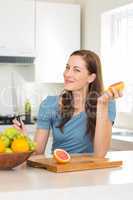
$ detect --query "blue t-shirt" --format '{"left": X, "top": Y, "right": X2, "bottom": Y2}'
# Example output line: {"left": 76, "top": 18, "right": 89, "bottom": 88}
{"left": 37, "top": 96, "right": 116, "bottom": 154}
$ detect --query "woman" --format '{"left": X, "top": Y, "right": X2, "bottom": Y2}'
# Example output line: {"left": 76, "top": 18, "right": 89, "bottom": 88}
{"left": 13, "top": 50, "right": 122, "bottom": 157}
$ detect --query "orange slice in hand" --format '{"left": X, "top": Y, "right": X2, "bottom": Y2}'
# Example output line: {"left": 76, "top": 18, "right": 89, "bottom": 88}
{"left": 53, "top": 149, "right": 71, "bottom": 164}
{"left": 108, "top": 81, "right": 125, "bottom": 92}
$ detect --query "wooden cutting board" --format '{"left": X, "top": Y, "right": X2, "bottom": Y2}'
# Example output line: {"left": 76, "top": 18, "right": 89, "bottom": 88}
{"left": 27, "top": 154, "right": 123, "bottom": 173}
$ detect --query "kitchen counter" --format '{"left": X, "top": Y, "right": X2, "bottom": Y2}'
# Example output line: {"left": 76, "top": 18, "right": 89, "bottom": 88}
{"left": 0, "top": 124, "right": 36, "bottom": 135}
{"left": 112, "top": 134, "right": 133, "bottom": 142}
{"left": 0, "top": 151, "right": 133, "bottom": 199}
{"left": 111, "top": 128, "right": 133, "bottom": 150}
{"left": 112, "top": 128, "right": 133, "bottom": 141}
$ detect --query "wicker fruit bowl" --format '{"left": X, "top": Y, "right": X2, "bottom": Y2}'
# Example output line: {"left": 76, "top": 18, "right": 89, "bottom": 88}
{"left": 0, "top": 127, "right": 36, "bottom": 170}
{"left": 0, "top": 151, "right": 33, "bottom": 170}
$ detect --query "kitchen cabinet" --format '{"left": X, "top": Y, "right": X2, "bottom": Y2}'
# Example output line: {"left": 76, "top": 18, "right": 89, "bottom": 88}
{"left": 111, "top": 139, "right": 133, "bottom": 151}
{"left": 0, "top": 0, "right": 35, "bottom": 57}
{"left": 35, "top": 2, "right": 80, "bottom": 83}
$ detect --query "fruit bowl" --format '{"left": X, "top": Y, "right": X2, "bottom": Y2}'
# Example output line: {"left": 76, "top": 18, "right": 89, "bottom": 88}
{"left": 0, "top": 151, "right": 33, "bottom": 170}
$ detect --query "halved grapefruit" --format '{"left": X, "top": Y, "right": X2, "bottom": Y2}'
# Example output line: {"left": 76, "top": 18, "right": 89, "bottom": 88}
{"left": 53, "top": 149, "right": 71, "bottom": 164}
{"left": 108, "top": 81, "right": 125, "bottom": 92}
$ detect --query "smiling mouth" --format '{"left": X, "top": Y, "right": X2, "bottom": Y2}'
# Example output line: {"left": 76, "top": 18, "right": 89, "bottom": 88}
{"left": 65, "top": 80, "right": 75, "bottom": 84}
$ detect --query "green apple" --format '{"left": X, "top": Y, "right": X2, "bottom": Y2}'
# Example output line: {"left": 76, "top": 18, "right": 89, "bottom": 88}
{"left": 0, "top": 134, "right": 10, "bottom": 147}
{"left": 3, "top": 127, "right": 21, "bottom": 140}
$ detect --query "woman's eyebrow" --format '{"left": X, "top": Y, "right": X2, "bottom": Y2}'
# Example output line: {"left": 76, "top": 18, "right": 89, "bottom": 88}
{"left": 73, "top": 66, "right": 81, "bottom": 69}
{"left": 66, "top": 64, "right": 81, "bottom": 69}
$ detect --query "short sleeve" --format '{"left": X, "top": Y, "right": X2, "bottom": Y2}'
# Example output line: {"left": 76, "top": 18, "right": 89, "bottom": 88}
{"left": 108, "top": 100, "right": 116, "bottom": 123}
{"left": 37, "top": 96, "right": 52, "bottom": 130}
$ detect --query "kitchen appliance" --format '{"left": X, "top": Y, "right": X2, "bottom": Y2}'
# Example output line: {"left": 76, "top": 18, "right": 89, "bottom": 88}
{"left": 0, "top": 115, "right": 15, "bottom": 125}
{"left": 0, "top": 114, "right": 34, "bottom": 125}
{"left": 0, "top": 56, "right": 35, "bottom": 64}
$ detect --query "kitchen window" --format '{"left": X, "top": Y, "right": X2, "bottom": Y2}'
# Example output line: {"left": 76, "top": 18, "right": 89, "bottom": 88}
{"left": 101, "top": 3, "right": 133, "bottom": 118}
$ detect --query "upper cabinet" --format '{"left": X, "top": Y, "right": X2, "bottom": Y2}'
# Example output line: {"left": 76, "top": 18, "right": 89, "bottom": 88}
{"left": 35, "top": 2, "right": 80, "bottom": 83}
{"left": 0, "top": 0, "right": 35, "bottom": 57}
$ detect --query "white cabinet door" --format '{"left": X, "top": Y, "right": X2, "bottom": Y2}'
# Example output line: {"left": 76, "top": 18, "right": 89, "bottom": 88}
{"left": 35, "top": 2, "right": 80, "bottom": 83}
{"left": 0, "top": 0, "right": 35, "bottom": 57}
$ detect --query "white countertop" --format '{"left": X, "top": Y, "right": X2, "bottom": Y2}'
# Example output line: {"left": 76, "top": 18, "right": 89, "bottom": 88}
{"left": 112, "top": 128, "right": 133, "bottom": 142}
{"left": 0, "top": 151, "right": 133, "bottom": 199}
{"left": 112, "top": 135, "right": 133, "bottom": 142}
{"left": 0, "top": 124, "right": 36, "bottom": 135}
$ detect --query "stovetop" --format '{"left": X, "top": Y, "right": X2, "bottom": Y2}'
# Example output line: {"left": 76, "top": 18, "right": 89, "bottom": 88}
{"left": 0, "top": 115, "right": 35, "bottom": 125}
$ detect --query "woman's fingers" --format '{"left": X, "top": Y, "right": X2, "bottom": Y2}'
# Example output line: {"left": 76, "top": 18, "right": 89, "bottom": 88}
{"left": 12, "top": 118, "right": 27, "bottom": 134}
{"left": 106, "top": 90, "right": 113, "bottom": 97}
{"left": 105, "top": 87, "right": 123, "bottom": 99}
{"left": 12, "top": 118, "right": 21, "bottom": 127}
{"left": 98, "top": 88, "right": 123, "bottom": 105}
{"left": 12, "top": 124, "right": 22, "bottom": 131}
{"left": 110, "top": 87, "right": 119, "bottom": 98}
{"left": 97, "top": 93, "right": 109, "bottom": 104}
{"left": 118, "top": 91, "right": 123, "bottom": 97}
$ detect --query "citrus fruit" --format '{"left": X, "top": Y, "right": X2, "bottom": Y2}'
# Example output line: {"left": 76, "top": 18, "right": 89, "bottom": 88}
{"left": 108, "top": 81, "right": 125, "bottom": 92}
{"left": 0, "top": 139, "right": 5, "bottom": 153}
{"left": 11, "top": 138, "right": 29, "bottom": 153}
{"left": 53, "top": 149, "right": 71, "bottom": 164}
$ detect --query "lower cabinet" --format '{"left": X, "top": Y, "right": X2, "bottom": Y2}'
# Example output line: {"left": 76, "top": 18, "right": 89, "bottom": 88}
{"left": 111, "top": 139, "right": 133, "bottom": 151}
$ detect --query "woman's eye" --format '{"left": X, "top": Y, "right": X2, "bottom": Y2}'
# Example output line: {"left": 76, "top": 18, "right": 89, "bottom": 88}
{"left": 65, "top": 66, "right": 70, "bottom": 70}
{"left": 74, "top": 68, "right": 80, "bottom": 72}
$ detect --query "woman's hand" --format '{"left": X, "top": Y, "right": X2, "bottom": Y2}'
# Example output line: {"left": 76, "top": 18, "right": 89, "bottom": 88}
{"left": 98, "top": 87, "right": 123, "bottom": 105}
{"left": 12, "top": 118, "right": 27, "bottom": 135}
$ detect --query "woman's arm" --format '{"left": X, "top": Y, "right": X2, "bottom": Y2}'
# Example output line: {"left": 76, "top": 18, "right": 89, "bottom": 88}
{"left": 93, "top": 88, "right": 122, "bottom": 158}
{"left": 94, "top": 100, "right": 112, "bottom": 158}
{"left": 34, "top": 128, "right": 50, "bottom": 155}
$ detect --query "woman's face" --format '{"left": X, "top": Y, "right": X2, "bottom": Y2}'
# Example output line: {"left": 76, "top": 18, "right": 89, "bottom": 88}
{"left": 63, "top": 55, "right": 93, "bottom": 91}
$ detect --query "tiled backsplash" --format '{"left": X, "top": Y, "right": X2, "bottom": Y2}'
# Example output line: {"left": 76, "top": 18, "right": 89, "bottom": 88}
{"left": 0, "top": 64, "right": 34, "bottom": 115}
{"left": 0, "top": 64, "right": 63, "bottom": 116}
{"left": 21, "top": 82, "right": 64, "bottom": 116}
{"left": 0, "top": 81, "right": 64, "bottom": 116}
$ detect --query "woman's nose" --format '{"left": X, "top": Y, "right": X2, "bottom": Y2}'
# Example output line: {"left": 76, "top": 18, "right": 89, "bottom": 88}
{"left": 64, "top": 69, "right": 73, "bottom": 77}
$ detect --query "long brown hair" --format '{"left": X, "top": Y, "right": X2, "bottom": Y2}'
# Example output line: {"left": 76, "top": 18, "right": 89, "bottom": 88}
{"left": 58, "top": 50, "right": 104, "bottom": 141}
